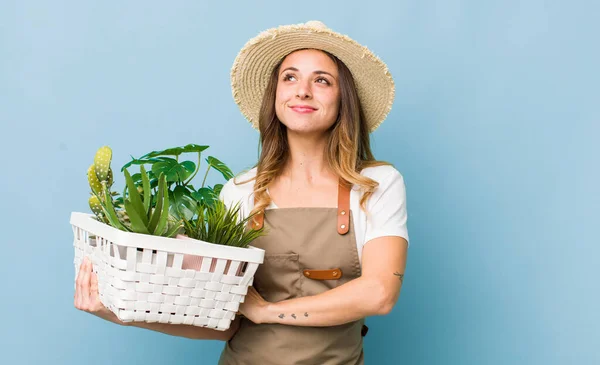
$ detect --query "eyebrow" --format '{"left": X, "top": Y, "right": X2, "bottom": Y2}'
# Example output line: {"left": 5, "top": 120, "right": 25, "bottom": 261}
{"left": 280, "top": 67, "right": 337, "bottom": 79}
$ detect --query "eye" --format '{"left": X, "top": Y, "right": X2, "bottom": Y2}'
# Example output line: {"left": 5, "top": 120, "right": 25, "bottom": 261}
{"left": 282, "top": 73, "right": 296, "bottom": 81}
{"left": 316, "top": 77, "right": 330, "bottom": 85}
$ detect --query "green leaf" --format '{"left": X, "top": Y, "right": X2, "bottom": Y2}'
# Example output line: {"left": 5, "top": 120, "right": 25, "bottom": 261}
{"left": 121, "top": 157, "right": 163, "bottom": 171}
{"left": 180, "top": 160, "right": 196, "bottom": 181}
{"left": 190, "top": 191, "right": 203, "bottom": 203}
{"left": 171, "top": 186, "right": 197, "bottom": 221}
{"left": 140, "top": 165, "right": 151, "bottom": 215}
{"left": 165, "top": 219, "right": 184, "bottom": 238}
{"left": 101, "top": 184, "right": 128, "bottom": 231}
{"left": 147, "top": 175, "right": 164, "bottom": 234}
{"left": 113, "top": 196, "right": 124, "bottom": 207}
{"left": 213, "top": 184, "right": 224, "bottom": 198}
{"left": 206, "top": 156, "right": 234, "bottom": 181}
{"left": 192, "top": 187, "right": 217, "bottom": 206}
{"left": 153, "top": 174, "right": 170, "bottom": 236}
{"left": 123, "top": 169, "right": 149, "bottom": 227}
{"left": 151, "top": 158, "right": 187, "bottom": 183}
{"left": 182, "top": 198, "right": 267, "bottom": 247}
{"left": 142, "top": 144, "right": 209, "bottom": 159}
{"left": 124, "top": 198, "right": 150, "bottom": 234}
{"left": 180, "top": 160, "right": 196, "bottom": 172}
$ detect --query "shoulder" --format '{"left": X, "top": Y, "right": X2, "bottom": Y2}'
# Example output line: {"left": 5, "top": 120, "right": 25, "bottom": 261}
{"left": 219, "top": 166, "right": 257, "bottom": 205}
{"left": 354, "top": 164, "right": 407, "bottom": 209}
{"left": 356, "top": 164, "right": 405, "bottom": 190}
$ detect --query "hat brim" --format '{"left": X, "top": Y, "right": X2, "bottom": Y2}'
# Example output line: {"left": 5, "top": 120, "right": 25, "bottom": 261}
{"left": 231, "top": 22, "right": 395, "bottom": 133}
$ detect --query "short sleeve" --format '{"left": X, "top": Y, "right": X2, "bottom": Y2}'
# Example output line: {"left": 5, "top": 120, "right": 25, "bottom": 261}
{"left": 218, "top": 178, "right": 234, "bottom": 207}
{"left": 364, "top": 169, "right": 409, "bottom": 247}
{"left": 218, "top": 177, "right": 251, "bottom": 221}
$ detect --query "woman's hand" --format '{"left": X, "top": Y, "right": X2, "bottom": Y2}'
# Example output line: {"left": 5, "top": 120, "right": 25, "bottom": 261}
{"left": 238, "top": 286, "right": 271, "bottom": 325}
{"left": 74, "top": 257, "right": 126, "bottom": 326}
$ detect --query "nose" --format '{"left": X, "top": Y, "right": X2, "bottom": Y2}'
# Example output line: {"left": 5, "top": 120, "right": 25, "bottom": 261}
{"left": 295, "top": 80, "right": 312, "bottom": 100}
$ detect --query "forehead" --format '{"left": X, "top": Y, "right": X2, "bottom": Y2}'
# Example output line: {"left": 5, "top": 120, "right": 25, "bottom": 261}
{"left": 279, "top": 49, "right": 338, "bottom": 74}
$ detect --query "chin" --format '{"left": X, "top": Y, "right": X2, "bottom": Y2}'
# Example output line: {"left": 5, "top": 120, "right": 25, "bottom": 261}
{"left": 287, "top": 124, "right": 330, "bottom": 135}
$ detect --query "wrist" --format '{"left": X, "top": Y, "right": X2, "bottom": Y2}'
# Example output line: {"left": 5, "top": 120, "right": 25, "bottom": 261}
{"left": 96, "top": 307, "right": 127, "bottom": 326}
{"left": 262, "top": 302, "right": 278, "bottom": 324}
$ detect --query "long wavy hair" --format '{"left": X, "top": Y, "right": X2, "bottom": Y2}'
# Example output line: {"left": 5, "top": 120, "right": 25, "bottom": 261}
{"left": 234, "top": 49, "right": 392, "bottom": 219}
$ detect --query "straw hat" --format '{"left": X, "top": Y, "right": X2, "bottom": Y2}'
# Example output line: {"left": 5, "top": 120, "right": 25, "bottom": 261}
{"left": 230, "top": 20, "right": 395, "bottom": 133}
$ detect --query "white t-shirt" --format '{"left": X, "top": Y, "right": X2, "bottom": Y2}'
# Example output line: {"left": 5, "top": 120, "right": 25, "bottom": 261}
{"left": 219, "top": 165, "right": 409, "bottom": 265}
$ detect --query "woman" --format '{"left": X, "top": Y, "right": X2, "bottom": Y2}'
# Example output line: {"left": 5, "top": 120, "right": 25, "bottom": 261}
{"left": 74, "top": 20, "right": 409, "bottom": 364}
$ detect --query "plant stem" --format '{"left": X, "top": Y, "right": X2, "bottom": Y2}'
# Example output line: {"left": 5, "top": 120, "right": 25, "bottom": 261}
{"left": 201, "top": 165, "right": 211, "bottom": 189}
{"left": 184, "top": 152, "right": 202, "bottom": 186}
{"left": 122, "top": 184, "right": 127, "bottom": 203}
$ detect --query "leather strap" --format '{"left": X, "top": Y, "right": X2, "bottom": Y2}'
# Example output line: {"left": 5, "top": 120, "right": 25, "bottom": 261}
{"left": 303, "top": 268, "right": 343, "bottom": 280}
{"left": 337, "top": 180, "right": 350, "bottom": 235}
{"left": 249, "top": 210, "right": 264, "bottom": 230}
{"left": 248, "top": 178, "right": 351, "bottom": 235}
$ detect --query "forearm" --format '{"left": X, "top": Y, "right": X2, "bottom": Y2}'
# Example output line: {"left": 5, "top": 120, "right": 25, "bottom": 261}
{"left": 126, "top": 320, "right": 234, "bottom": 341}
{"left": 95, "top": 308, "right": 237, "bottom": 341}
{"left": 264, "top": 277, "right": 391, "bottom": 327}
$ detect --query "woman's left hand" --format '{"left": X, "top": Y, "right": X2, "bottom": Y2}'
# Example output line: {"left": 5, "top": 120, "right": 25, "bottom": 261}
{"left": 238, "top": 286, "right": 271, "bottom": 324}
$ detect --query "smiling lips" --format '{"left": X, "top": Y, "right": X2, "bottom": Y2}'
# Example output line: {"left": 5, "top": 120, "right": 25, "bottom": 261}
{"left": 290, "top": 105, "right": 317, "bottom": 113}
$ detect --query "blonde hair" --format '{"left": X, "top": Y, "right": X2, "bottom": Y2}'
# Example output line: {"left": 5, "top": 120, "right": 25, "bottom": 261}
{"left": 234, "top": 49, "right": 393, "bottom": 218}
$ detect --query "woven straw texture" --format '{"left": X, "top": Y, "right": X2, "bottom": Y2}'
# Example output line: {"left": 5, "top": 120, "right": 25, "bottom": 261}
{"left": 231, "top": 20, "right": 395, "bottom": 133}
{"left": 71, "top": 212, "right": 264, "bottom": 331}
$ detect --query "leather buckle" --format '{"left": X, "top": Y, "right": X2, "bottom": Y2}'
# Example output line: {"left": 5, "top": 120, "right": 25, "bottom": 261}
{"left": 303, "top": 268, "right": 343, "bottom": 280}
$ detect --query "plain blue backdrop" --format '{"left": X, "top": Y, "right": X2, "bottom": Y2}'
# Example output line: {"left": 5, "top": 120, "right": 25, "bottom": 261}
{"left": 1, "top": 1, "right": 597, "bottom": 364}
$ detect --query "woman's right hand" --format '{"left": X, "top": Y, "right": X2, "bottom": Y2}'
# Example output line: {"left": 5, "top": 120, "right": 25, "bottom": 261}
{"left": 74, "top": 256, "right": 126, "bottom": 326}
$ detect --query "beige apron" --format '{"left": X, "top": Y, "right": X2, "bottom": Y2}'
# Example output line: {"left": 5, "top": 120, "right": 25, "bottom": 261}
{"left": 219, "top": 180, "right": 368, "bottom": 365}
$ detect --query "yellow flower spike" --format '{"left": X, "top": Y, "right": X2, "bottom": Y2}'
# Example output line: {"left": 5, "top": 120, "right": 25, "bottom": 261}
{"left": 87, "top": 164, "right": 103, "bottom": 196}
{"left": 94, "top": 146, "right": 112, "bottom": 182}
{"left": 88, "top": 195, "right": 104, "bottom": 217}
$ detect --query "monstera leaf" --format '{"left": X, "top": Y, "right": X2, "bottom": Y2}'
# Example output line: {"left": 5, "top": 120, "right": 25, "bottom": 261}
{"left": 170, "top": 185, "right": 198, "bottom": 221}
{"left": 206, "top": 156, "right": 234, "bottom": 181}
{"left": 142, "top": 144, "right": 209, "bottom": 158}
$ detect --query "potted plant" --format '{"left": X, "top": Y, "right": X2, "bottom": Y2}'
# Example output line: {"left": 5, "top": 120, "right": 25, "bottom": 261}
{"left": 71, "top": 144, "right": 266, "bottom": 331}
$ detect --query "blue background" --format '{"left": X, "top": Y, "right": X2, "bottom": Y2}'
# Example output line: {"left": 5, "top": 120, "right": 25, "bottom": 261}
{"left": 1, "top": 1, "right": 597, "bottom": 364}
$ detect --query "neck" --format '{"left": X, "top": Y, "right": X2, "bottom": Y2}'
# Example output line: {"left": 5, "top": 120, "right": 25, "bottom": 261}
{"left": 279, "top": 129, "right": 336, "bottom": 186}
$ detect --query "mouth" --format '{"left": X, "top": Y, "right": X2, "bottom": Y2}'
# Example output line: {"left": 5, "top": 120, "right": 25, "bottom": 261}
{"left": 290, "top": 105, "right": 317, "bottom": 113}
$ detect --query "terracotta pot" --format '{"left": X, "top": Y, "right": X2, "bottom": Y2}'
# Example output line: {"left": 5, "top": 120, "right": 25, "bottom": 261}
{"left": 177, "top": 234, "right": 245, "bottom": 276}
{"left": 178, "top": 234, "right": 215, "bottom": 272}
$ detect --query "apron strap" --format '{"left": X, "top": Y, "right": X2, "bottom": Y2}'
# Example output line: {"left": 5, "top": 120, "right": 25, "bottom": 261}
{"left": 248, "top": 178, "right": 351, "bottom": 234}
{"left": 337, "top": 179, "right": 351, "bottom": 235}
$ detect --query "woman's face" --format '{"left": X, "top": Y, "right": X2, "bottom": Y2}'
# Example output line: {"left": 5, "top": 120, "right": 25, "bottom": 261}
{"left": 275, "top": 49, "right": 341, "bottom": 134}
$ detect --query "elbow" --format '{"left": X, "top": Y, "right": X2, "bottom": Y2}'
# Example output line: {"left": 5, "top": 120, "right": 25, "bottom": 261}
{"left": 370, "top": 283, "right": 397, "bottom": 315}
{"left": 374, "top": 296, "right": 395, "bottom": 316}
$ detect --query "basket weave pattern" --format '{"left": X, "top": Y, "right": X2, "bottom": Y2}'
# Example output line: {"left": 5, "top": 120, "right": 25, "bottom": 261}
{"left": 71, "top": 212, "right": 264, "bottom": 331}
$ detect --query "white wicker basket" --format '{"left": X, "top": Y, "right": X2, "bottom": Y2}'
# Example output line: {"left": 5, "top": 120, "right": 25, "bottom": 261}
{"left": 70, "top": 212, "right": 264, "bottom": 331}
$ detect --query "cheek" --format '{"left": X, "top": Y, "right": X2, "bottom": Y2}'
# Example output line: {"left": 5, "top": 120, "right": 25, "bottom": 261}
{"left": 323, "top": 93, "right": 341, "bottom": 117}
{"left": 275, "top": 87, "right": 291, "bottom": 108}
{"left": 274, "top": 90, "right": 288, "bottom": 121}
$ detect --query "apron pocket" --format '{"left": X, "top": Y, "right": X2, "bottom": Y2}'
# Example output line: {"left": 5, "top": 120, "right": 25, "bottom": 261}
{"left": 254, "top": 253, "right": 302, "bottom": 303}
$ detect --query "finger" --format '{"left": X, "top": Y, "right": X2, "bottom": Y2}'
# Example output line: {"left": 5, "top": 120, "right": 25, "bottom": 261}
{"left": 90, "top": 271, "right": 99, "bottom": 296}
{"left": 75, "top": 257, "right": 85, "bottom": 291}
{"left": 90, "top": 272, "right": 99, "bottom": 302}
{"left": 74, "top": 258, "right": 86, "bottom": 309}
{"left": 81, "top": 259, "right": 91, "bottom": 309}
{"left": 89, "top": 271, "right": 101, "bottom": 311}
